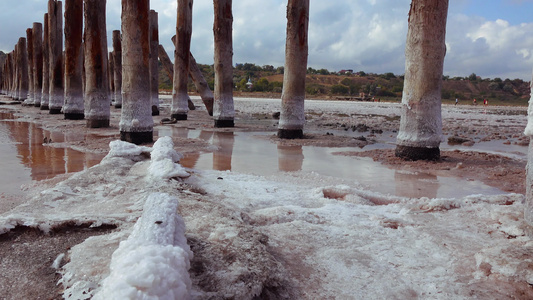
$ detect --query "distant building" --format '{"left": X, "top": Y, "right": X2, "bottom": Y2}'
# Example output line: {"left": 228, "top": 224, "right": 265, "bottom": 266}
{"left": 246, "top": 78, "right": 253, "bottom": 89}
{"left": 338, "top": 69, "right": 354, "bottom": 75}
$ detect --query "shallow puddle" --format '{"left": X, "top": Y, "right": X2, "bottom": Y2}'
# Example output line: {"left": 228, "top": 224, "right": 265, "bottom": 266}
{"left": 158, "top": 128, "right": 507, "bottom": 199}
{"left": 0, "top": 109, "right": 515, "bottom": 200}
{"left": 0, "top": 112, "right": 103, "bottom": 196}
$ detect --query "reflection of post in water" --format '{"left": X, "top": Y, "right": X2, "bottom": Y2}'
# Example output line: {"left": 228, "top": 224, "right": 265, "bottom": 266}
{"left": 30, "top": 122, "right": 45, "bottom": 170}
{"left": 48, "top": 130, "right": 66, "bottom": 179}
{"left": 212, "top": 131, "right": 234, "bottom": 171}
{"left": 277, "top": 144, "right": 304, "bottom": 172}
{"left": 12, "top": 119, "right": 30, "bottom": 165}
{"left": 179, "top": 130, "right": 214, "bottom": 169}
{"left": 394, "top": 170, "right": 438, "bottom": 199}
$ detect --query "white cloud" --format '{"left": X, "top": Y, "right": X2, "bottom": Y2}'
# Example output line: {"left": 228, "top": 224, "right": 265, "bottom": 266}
{"left": 2, "top": 0, "right": 533, "bottom": 80}
{"left": 445, "top": 14, "right": 533, "bottom": 79}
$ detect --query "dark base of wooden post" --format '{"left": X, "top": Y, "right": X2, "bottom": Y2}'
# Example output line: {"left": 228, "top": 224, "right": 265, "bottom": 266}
{"left": 40, "top": 105, "right": 49, "bottom": 110}
{"left": 86, "top": 119, "right": 110, "bottom": 128}
{"left": 152, "top": 106, "right": 160, "bottom": 116}
{"left": 277, "top": 129, "right": 303, "bottom": 139}
{"left": 120, "top": 131, "right": 153, "bottom": 145}
{"left": 114, "top": 104, "right": 122, "bottom": 109}
{"left": 188, "top": 99, "right": 196, "bottom": 110}
{"left": 64, "top": 113, "right": 85, "bottom": 120}
{"left": 214, "top": 119, "right": 234, "bottom": 128}
{"left": 34, "top": 103, "right": 41, "bottom": 108}
{"left": 171, "top": 113, "right": 187, "bottom": 121}
{"left": 49, "top": 108, "right": 62, "bottom": 114}
{"left": 395, "top": 145, "right": 440, "bottom": 161}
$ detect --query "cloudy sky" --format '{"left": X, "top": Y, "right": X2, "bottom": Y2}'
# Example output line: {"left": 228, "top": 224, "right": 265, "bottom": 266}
{"left": 1, "top": 0, "right": 533, "bottom": 80}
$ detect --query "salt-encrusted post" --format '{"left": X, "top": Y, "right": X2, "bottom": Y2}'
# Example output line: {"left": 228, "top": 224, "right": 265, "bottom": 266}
{"left": 395, "top": 0, "right": 448, "bottom": 161}
{"left": 277, "top": 0, "right": 309, "bottom": 139}
{"left": 84, "top": 0, "right": 110, "bottom": 127}
{"left": 41, "top": 13, "right": 50, "bottom": 110}
{"left": 63, "top": 0, "right": 84, "bottom": 120}
{"left": 7, "top": 52, "right": 14, "bottom": 98}
{"left": 26, "top": 28, "right": 34, "bottom": 105}
{"left": 108, "top": 51, "right": 115, "bottom": 104}
{"left": 48, "top": 0, "right": 64, "bottom": 114}
{"left": 213, "top": 0, "right": 234, "bottom": 127}
{"left": 14, "top": 45, "right": 20, "bottom": 100}
{"left": 112, "top": 30, "right": 122, "bottom": 109}
{"left": 524, "top": 68, "right": 533, "bottom": 225}
{"left": 171, "top": 0, "right": 193, "bottom": 120}
{"left": 120, "top": 0, "right": 153, "bottom": 144}
{"left": 17, "top": 38, "right": 29, "bottom": 101}
{"left": 8, "top": 52, "right": 15, "bottom": 98}
{"left": 10, "top": 50, "right": 17, "bottom": 99}
{"left": 32, "top": 22, "right": 43, "bottom": 107}
{"left": 149, "top": 10, "right": 160, "bottom": 116}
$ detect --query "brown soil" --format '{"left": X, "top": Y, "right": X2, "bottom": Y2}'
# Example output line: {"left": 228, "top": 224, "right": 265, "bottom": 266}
{"left": 0, "top": 225, "right": 115, "bottom": 300}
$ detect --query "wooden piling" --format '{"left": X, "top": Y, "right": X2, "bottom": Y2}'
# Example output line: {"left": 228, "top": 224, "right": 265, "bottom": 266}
{"left": 63, "top": 0, "right": 84, "bottom": 120}
{"left": 84, "top": 0, "right": 110, "bottom": 127}
{"left": 119, "top": 0, "right": 153, "bottom": 144}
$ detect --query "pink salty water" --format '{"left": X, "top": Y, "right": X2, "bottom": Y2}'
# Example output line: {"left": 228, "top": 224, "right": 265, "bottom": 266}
{"left": 0, "top": 111, "right": 510, "bottom": 200}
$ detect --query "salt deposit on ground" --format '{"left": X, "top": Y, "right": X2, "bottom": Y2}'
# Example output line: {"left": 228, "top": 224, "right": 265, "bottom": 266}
{"left": 0, "top": 97, "right": 532, "bottom": 299}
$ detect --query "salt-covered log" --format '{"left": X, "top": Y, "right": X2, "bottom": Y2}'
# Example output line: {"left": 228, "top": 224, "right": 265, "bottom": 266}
{"left": 48, "top": 0, "right": 64, "bottom": 114}
{"left": 213, "top": 0, "right": 234, "bottom": 127}
{"left": 84, "top": 0, "right": 110, "bottom": 127}
{"left": 171, "top": 0, "right": 193, "bottom": 120}
{"left": 278, "top": 0, "right": 309, "bottom": 139}
{"left": 395, "top": 0, "right": 448, "bottom": 161}
{"left": 41, "top": 13, "right": 50, "bottom": 110}
{"left": 119, "top": 0, "right": 153, "bottom": 144}
{"left": 63, "top": 0, "right": 84, "bottom": 120}
{"left": 32, "top": 22, "right": 43, "bottom": 107}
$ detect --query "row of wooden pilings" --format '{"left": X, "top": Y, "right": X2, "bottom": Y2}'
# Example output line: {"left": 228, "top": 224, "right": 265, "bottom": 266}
{"left": 0, "top": 0, "right": 311, "bottom": 144}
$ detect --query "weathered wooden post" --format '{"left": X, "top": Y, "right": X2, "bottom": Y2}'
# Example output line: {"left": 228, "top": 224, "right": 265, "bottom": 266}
{"left": 48, "top": 0, "right": 64, "bottom": 114}
{"left": 395, "top": 0, "right": 448, "bottom": 161}
{"left": 26, "top": 28, "right": 34, "bottom": 105}
{"left": 213, "top": 0, "right": 234, "bottom": 127}
{"left": 119, "top": 0, "right": 153, "bottom": 144}
{"left": 189, "top": 52, "right": 214, "bottom": 116}
{"left": 17, "top": 38, "right": 29, "bottom": 101}
{"left": 41, "top": 13, "right": 50, "bottom": 110}
{"left": 171, "top": 0, "right": 193, "bottom": 120}
{"left": 278, "top": 0, "right": 309, "bottom": 139}
{"left": 108, "top": 51, "right": 114, "bottom": 104}
{"left": 7, "top": 52, "right": 14, "bottom": 98}
{"left": 32, "top": 22, "right": 43, "bottom": 107}
{"left": 5, "top": 52, "right": 12, "bottom": 97}
{"left": 12, "top": 46, "right": 18, "bottom": 99}
{"left": 149, "top": 10, "right": 160, "bottom": 116}
{"left": 63, "top": 0, "right": 84, "bottom": 120}
{"left": 84, "top": 0, "right": 110, "bottom": 127}
{"left": 525, "top": 68, "right": 533, "bottom": 226}
{"left": 112, "top": 30, "right": 122, "bottom": 109}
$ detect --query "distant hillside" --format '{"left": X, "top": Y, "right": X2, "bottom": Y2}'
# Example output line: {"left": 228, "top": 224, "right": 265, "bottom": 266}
{"left": 162, "top": 63, "right": 530, "bottom": 105}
